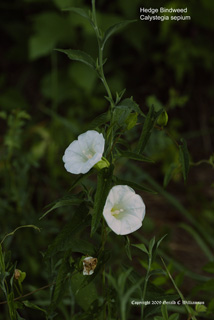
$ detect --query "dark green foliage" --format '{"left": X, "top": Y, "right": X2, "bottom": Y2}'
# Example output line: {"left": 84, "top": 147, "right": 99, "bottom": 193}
{"left": 87, "top": 111, "right": 110, "bottom": 129}
{"left": 91, "top": 165, "right": 114, "bottom": 235}
{"left": 117, "top": 151, "right": 154, "bottom": 163}
{"left": 137, "top": 106, "right": 163, "bottom": 154}
{"left": 45, "top": 204, "right": 91, "bottom": 258}
{"left": 179, "top": 138, "right": 190, "bottom": 182}
{"left": 114, "top": 177, "right": 157, "bottom": 194}
{"left": 48, "top": 250, "right": 71, "bottom": 315}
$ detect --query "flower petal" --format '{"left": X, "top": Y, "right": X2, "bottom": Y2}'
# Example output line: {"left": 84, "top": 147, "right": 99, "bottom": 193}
{"left": 103, "top": 185, "right": 146, "bottom": 235}
{"left": 63, "top": 130, "right": 105, "bottom": 174}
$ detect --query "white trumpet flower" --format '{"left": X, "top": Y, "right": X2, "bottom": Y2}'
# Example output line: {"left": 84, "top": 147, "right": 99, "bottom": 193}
{"left": 103, "top": 185, "right": 145, "bottom": 235}
{"left": 63, "top": 130, "right": 105, "bottom": 174}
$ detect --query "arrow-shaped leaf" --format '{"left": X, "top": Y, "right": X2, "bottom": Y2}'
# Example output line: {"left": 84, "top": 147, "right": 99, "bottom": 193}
{"left": 55, "top": 49, "right": 96, "bottom": 70}
{"left": 62, "top": 7, "right": 93, "bottom": 25}
{"left": 102, "top": 20, "right": 137, "bottom": 49}
{"left": 118, "top": 151, "right": 154, "bottom": 163}
{"left": 91, "top": 165, "right": 114, "bottom": 236}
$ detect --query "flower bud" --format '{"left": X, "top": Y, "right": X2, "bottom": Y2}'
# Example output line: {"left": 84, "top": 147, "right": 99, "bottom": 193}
{"left": 157, "top": 110, "right": 168, "bottom": 127}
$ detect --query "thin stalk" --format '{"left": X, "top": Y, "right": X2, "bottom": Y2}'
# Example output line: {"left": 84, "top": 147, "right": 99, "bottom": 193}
{"left": 161, "top": 257, "right": 198, "bottom": 320}
{"left": 91, "top": 0, "right": 113, "bottom": 107}
{"left": 101, "top": 218, "right": 107, "bottom": 320}
{"left": 141, "top": 255, "right": 152, "bottom": 319}
{"left": 91, "top": 0, "right": 115, "bottom": 157}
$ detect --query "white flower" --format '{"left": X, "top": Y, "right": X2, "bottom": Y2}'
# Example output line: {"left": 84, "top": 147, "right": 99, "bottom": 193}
{"left": 103, "top": 185, "right": 145, "bottom": 235}
{"left": 83, "top": 257, "right": 97, "bottom": 275}
{"left": 63, "top": 130, "right": 105, "bottom": 174}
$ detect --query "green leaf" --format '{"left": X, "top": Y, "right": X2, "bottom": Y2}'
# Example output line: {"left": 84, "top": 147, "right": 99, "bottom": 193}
{"left": 49, "top": 250, "right": 71, "bottom": 313}
{"left": 132, "top": 243, "right": 149, "bottom": 255}
{"left": 118, "top": 98, "right": 143, "bottom": 115}
{"left": 136, "top": 105, "right": 163, "bottom": 154}
{"left": 180, "top": 223, "right": 214, "bottom": 260}
{"left": 91, "top": 165, "right": 114, "bottom": 236}
{"left": 8, "top": 292, "right": 17, "bottom": 320}
{"left": 126, "top": 112, "right": 138, "bottom": 130}
{"left": 118, "top": 151, "right": 154, "bottom": 163}
{"left": 199, "top": 279, "right": 214, "bottom": 291}
{"left": 148, "top": 269, "right": 166, "bottom": 278}
{"left": 144, "top": 282, "right": 179, "bottom": 319}
{"left": 114, "top": 177, "right": 157, "bottom": 194}
{"left": 18, "top": 271, "right": 26, "bottom": 284}
{"left": 160, "top": 257, "right": 193, "bottom": 317}
{"left": 161, "top": 303, "right": 168, "bottom": 320}
{"left": 40, "top": 196, "right": 83, "bottom": 219}
{"left": 70, "top": 272, "right": 98, "bottom": 311}
{"left": 115, "top": 89, "right": 126, "bottom": 104}
{"left": 163, "top": 163, "right": 178, "bottom": 188}
{"left": 55, "top": 49, "right": 96, "bottom": 70}
{"left": 112, "top": 98, "right": 143, "bottom": 132}
{"left": 113, "top": 106, "right": 131, "bottom": 127}
{"left": 45, "top": 204, "right": 91, "bottom": 258}
{"left": 168, "top": 314, "right": 179, "bottom": 320}
{"left": 156, "top": 235, "right": 167, "bottom": 251}
{"left": 149, "top": 236, "right": 156, "bottom": 255}
{"left": 102, "top": 20, "right": 137, "bottom": 49}
{"left": 179, "top": 138, "right": 190, "bottom": 182}
{"left": 124, "top": 236, "right": 132, "bottom": 261}
{"left": 62, "top": 7, "right": 93, "bottom": 25}
{"left": 151, "top": 234, "right": 168, "bottom": 262}
{"left": 203, "top": 261, "right": 214, "bottom": 273}
{"left": 22, "top": 301, "right": 47, "bottom": 315}
{"left": 0, "top": 244, "right": 5, "bottom": 273}
{"left": 122, "top": 276, "right": 144, "bottom": 319}
{"left": 88, "top": 111, "right": 110, "bottom": 129}
{"left": 16, "top": 313, "right": 26, "bottom": 320}
{"left": 117, "top": 268, "right": 133, "bottom": 296}
{"left": 195, "top": 304, "right": 207, "bottom": 313}
{"left": 69, "top": 170, "right": 94, "bottom": 192}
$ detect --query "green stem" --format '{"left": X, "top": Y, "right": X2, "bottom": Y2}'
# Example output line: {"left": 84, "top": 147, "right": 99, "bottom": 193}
{"left": 141, "top": 255, "right": 152, "bottom": 319}
{"left": 190, "top": 159, "right": 213, "bottom": 167}
{"left": 161, "top": 257, "right": 197, "bottom": 320}
{"left": 101, "top": 218, "right": 107, "bottom": 319}
{"left": 91, "top": 0, "right": 113, "bottom": 108}
{"left": 91, "top": 0, "right": 115, "bottom": 155}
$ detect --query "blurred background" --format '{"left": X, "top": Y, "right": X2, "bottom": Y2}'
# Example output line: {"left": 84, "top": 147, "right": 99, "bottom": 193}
{"left": 0, "top": 0, "right": 214, "bottom": 318}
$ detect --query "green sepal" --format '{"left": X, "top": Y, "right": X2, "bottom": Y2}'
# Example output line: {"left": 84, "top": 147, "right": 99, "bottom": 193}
{"left": 94, "top": 157, "right": 110, "bottom": 170}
